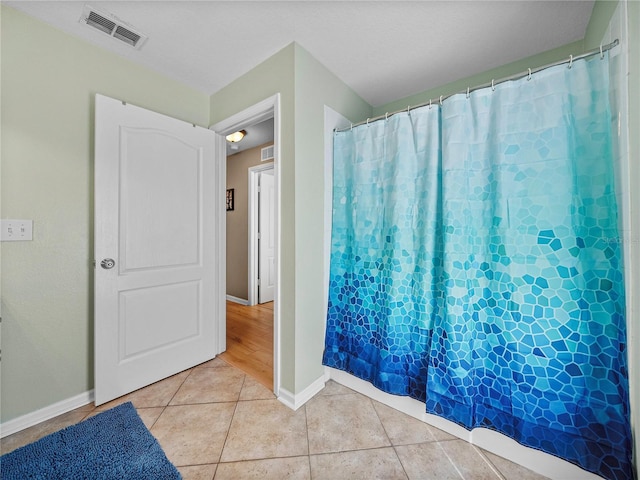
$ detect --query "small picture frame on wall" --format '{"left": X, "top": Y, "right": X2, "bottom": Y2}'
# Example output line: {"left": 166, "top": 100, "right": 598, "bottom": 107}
{"left": 226, "top": 188, "right": 234, "bottom": 211}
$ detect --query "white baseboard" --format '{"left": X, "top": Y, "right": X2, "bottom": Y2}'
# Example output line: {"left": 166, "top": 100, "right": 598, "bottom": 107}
{"left": 326, "top": 367, "right": 599, "bottom": 480}
{"left": 278, "top": 373, "right": 328, "bottom": 411}
{"left": 1, "top": 390, "right": 95, "bottom": 438}
{"left": 226, "top": 295, "right": 248, "bottom": 305}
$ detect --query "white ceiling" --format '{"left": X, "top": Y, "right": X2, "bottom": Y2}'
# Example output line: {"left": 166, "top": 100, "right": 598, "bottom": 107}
{"left": 227, "top": 117, "right": 274, "bottom": 156}
{"left": 5, "top": 1, "right": 595, "bottom": 108}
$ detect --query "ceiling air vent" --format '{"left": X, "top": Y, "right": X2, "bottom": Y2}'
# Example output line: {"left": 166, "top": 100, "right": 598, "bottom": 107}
{"left": 261, "top": 145, "right": 275, "bottom": 162}
{"left": 80, "top": 6, "right": 147, "bottom": 49}
{"left": 113, "top": 25, "right": 142, "bottom": 47}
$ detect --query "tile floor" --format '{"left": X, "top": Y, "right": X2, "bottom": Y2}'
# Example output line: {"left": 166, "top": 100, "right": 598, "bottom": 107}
{"left": 1, "top": 358, "right": 549, "bottom": 480}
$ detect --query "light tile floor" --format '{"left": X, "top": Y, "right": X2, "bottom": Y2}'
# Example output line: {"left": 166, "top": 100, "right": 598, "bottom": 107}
{"left": 1, "top": 358, "right": 549, "bottom": 480}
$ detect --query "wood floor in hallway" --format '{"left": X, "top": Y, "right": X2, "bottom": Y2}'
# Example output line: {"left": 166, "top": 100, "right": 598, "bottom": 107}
{"left": 218, "top": 300, "right": 273, "bottom": 389}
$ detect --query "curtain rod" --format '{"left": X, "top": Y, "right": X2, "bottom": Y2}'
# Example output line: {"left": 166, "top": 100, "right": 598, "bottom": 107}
{"left": 336, "top": 39, "right": 619, "bottom": 133}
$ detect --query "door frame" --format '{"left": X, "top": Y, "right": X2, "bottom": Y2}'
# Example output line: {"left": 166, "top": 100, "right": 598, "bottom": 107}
{"left": 210, "top": 94, "right": 281, "bottom": 395}
{"left": 248, "top": 163, "right": 274, "bottom": 306}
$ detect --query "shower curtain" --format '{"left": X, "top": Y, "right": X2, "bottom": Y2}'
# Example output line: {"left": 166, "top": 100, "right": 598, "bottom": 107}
{"left": 323, "top": 53, "right": 632, "bottom": 480}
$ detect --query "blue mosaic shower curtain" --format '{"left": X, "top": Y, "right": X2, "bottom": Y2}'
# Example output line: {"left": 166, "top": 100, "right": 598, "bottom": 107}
{"left": 325, "top": 104, "right": 442, "bottom": 399}
{"left": 323, "top": 53, "right": 632, "bottom": 480}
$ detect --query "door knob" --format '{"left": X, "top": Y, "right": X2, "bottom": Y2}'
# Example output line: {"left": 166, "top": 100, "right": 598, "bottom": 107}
{"left": 100, "top": 258, "right": 116, "bottom": 269}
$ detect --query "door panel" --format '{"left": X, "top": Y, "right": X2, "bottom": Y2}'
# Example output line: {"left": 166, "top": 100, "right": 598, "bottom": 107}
{"left": 94, "top": 94, "right": 219, "bottom": 405}
{"left": 121, "top": 128, "right": 201, "bottom": 271}
{"left": 119, "top": 281, "right": 200, "bottom": 361}
{"left": 258, "top": 170, "right": 275, "bottom": 303}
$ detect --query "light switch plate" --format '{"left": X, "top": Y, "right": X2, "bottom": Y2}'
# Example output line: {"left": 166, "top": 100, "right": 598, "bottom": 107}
{"left": 1, "top": 219, "right": 33, "bottom": 241}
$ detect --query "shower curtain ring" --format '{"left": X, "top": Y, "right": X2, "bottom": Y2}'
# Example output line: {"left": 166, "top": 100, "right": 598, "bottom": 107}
{"left": 568, "top": 55, "right": 573, "bottom": 69}
{"left": 385, "top": 112, "right": 389, "bottom": 121}
{"left": 466, "top": 87, "right": 470, "bottom": 99}
{"left": 491, "top": 79, "right": 495, "bottom": 91}
{"left": 350, "top": 123, "right": 353, "bottom": 131}
{"left": 429, "top": 99, "right": 432, "bottom": 109}
{"left": 527, "top": 68, "right": 532, "bottom": 81}
{"left": 600, "top": 44, "right": 604, "bottom": 59}
{"left": 366, "top": 118, "right": 370, "bottom": 126}
{"left": 439, "top": 95, "right": 443, "bottom": 106}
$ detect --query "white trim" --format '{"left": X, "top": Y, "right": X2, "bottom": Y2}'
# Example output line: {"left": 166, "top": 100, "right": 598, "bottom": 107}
{"left": 210, "top": 97, "right": 276, "bottom": 137}
{"left": 326, "top": 367, "right": 600, "bottom": 480}
{"left": 0, "top": 390, "right": 94, "bottom": 438}
{"left": 604, "top": 2, "right": 638, "bottom": 472}
{"left": 248, "top": 162, "right": 274, "bottom": 306}
{"left": 277, "top": 374, "right": 327, "bottom": 411}
{"left": 276, "top": 388, "right": 296, "bottom": 409}
{"left": 215, "top": 131, "right": 228, "bottom": 356}
{"left": 210, "top": 93, "right": 281, "bottom": 397}
{"left": 226, "top": 294, "right": 248, "bottom": 305}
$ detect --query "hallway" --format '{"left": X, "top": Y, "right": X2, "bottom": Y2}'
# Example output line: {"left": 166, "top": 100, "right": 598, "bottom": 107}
{"left": 218, "top": 300, "right": 274, "bottom": 388}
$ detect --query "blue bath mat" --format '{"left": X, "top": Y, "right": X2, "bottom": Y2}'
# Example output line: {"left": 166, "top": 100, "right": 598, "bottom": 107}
{"left": 0, "top": 401, "right": 181, "bottom": 479}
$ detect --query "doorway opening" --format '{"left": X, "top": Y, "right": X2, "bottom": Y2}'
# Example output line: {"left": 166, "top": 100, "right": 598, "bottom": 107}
{"left": 248, "top": 163, "right": 275, "bottom": 305}
{"left": 210, "top": 94, "right": 281, "bottom": 395}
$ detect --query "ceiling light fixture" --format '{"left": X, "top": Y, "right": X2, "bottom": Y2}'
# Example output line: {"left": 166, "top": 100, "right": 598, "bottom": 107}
{"left": 226, "top": 130, "right": 246, "bottom": 143}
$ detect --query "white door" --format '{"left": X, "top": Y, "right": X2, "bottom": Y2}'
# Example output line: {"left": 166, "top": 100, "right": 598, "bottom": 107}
{"left": 258, "top": 170, "right": 275, "bottom": 303}
{"left": 94, "top": 94, "right": 219, "bottom": 405}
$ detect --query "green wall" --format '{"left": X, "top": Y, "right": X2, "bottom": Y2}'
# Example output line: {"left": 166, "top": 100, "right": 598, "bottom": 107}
{"left": 291, "top": 45, "right": 371, "bottom": 391}
{"left": 209, "top": 43, "right": 370, "bottom": 394}
{"left": 584, "top": 0, "right": 620, "bottom": 49}
{"left": 0, "top": 5, "right": 209, "bottom": 422}
{"left": 373, "top": 40, "right": 584, "bottom": 117}
{"left": 209, "top": 44, "right": 298, "bottom": 390}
